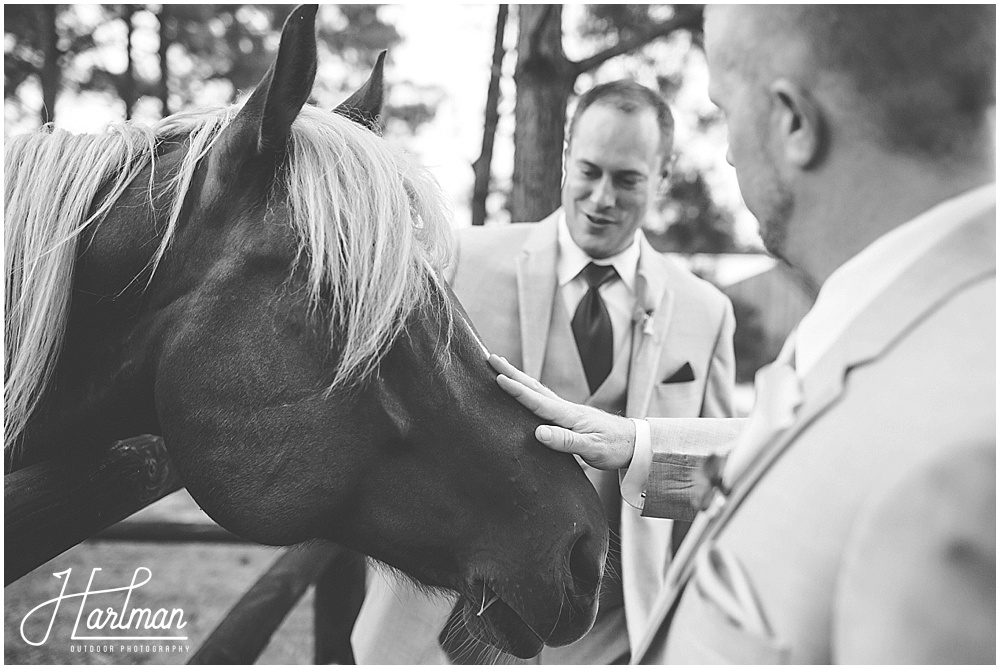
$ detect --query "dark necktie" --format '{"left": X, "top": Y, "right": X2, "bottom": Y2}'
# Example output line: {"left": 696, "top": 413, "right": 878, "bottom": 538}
{"left": 572, "top": 262, "right": 618, "bottom": 394}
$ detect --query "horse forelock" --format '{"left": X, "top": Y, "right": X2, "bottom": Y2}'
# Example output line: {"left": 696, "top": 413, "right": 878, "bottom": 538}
{"left": 283, "top": 106, "right": 456, "bottom": 390}
{"left": 4, "top": 102, "right": 455, "bottom": 452}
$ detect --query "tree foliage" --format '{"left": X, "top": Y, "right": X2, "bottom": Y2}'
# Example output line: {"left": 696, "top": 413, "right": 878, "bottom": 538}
{"left": 648, "top": 168, "right": 737, "bottom": 254}
{"left": 5, "top": 5, "right": 100, "bottom": 123}
{"left": 4, "top": 4, "right": 434, "bottom": 133}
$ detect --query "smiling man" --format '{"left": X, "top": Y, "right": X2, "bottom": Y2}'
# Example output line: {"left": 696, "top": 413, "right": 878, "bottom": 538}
{"left": 351, "top": 81, "right": 736, "bottom": 664}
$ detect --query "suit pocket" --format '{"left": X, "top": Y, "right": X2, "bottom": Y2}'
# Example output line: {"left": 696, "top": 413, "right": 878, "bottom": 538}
{"left": 652, "top": 380, "right": 702, "bottom": 417}
{"left": 667, "top": 543, "right": 789, "bottom": 664}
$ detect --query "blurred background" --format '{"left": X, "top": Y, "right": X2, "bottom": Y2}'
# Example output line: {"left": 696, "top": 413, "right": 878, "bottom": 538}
{"left": 4, "top": 4, "right": 815, "bottom": 386}
{"left": 4, "top": 7, "right": 816, "bottom": 663}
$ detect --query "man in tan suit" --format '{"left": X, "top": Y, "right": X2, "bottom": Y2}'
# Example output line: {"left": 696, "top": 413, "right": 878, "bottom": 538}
{"left": 493, "top": 5, "right": 995, "bottom": 664}
{"left": 352, "top": 81, "right": 736, "bottom": 663}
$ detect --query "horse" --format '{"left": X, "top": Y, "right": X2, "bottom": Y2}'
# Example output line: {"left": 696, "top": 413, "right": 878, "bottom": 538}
{"left": 3, "top": 5, "right": 608, "bottom": 658}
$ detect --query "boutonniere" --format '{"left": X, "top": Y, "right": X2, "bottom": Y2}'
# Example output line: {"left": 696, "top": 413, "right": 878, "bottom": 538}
{"left": 632, "top": 305, "right": 655, "bottom": 336}
{"left": 641, "top": 309, "right": 655, "bottom": 336}
{"left": 633, "top": 274, "right": 656, "bottom": 337}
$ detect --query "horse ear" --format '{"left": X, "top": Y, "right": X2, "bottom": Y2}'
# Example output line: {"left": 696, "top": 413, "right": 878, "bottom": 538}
{"left": 238, "top": 4, "right": 319, "bottom": 154}
{"left": 334, "top": 50, "right": 386, "bottom": 132}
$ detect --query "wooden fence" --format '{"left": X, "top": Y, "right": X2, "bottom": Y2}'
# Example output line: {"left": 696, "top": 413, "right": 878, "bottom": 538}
{"left": 4, "top": 435, "right": 364, "bottom": 664}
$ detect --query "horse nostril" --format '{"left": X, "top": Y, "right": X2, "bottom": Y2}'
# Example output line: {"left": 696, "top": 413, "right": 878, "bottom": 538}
{"left": 568, "top": 531, "right": 603, "bottom": 596}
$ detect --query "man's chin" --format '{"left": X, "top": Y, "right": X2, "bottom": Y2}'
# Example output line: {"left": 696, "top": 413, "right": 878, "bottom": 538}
{"left": 569, "top": 222, "right": 631, "bottom": 260}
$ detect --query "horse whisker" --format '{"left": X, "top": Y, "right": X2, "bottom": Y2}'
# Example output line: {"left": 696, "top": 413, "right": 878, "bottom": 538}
{"left": 477, "top": 583, "right": 500, "bottom": 616}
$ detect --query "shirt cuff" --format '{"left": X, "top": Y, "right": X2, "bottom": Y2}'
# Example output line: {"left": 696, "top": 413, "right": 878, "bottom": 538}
{"left": 621, "top": 418, "right": 652, "bottom": 510}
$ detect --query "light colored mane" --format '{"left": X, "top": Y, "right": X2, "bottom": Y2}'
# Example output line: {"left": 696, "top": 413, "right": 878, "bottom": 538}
{"left": 4, "top": 102, "right": 454, "bottom": 453}
{"left": 283, "top": 105, "right": 455, "bottom": 389}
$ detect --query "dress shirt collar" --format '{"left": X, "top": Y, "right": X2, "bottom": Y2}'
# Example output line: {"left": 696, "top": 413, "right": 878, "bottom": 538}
{"left": 795, "top": 182, "right": 996, "bottom": 375}
{"left": 555, "top": 209, "right": 641, "bottom": 292}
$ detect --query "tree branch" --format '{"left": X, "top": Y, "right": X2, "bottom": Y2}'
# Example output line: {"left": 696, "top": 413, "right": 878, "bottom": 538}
{"left": 570, "top": 6, "right": 704, "bottom": 77}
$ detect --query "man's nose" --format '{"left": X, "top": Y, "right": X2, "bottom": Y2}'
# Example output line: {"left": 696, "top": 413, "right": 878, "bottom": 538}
{"left": 589, "top": 176, "right": 615, "bottom": 208}
{"left": 726, "top": 145, "right": 735, "bottom": 167}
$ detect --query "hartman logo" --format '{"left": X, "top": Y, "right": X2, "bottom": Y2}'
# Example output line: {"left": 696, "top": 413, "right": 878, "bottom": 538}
{"left": 20, "top": 567, "right": 188, "bottom": 646}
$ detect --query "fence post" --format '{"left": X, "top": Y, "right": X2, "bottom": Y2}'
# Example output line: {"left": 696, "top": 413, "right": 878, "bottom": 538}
{"left": 188, "top": 543, "right": 342, "bottom": 664}
{"left": 313, "top": 548, "right": 366, "bottom": 664}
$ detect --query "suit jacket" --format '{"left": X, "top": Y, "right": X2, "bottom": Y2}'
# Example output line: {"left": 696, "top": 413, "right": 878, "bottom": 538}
{"left": 351, "top": 210, "right": 736, "bottom": 663}
{"left": 631, "top": 208, "right": 996, "bottom": 663}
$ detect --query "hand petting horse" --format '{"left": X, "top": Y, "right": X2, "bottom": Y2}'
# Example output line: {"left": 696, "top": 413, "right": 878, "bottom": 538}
{"left": 4, "top": 5, "right": 607, "bottom": 657}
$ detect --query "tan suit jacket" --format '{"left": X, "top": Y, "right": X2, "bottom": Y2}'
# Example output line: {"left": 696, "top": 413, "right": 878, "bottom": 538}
{"left": 352, "top": 211, "right": 736, "bottom": 663}
{"left": 631, "top": 209, "right": 996, "bottom": 663}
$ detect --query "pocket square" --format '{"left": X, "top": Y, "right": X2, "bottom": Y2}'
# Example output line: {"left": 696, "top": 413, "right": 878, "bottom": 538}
{"left": 663, "top": 362, "right": 695, "bottom": 384}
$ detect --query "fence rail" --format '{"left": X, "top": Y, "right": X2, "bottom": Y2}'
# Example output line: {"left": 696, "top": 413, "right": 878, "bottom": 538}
{"left": 5, "top": 435, "right": 181, "bottom": 585}
{"left": 92, "top": 519, "right": 249, "bottom": 543}
{"left": 5, "top": 435, "right": 362, "bottom": 664}
{"left": 190, "top": 544, "right": 342, "bottom": 664}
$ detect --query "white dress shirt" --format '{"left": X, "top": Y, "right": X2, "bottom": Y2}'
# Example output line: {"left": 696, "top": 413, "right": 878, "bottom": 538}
{"left": 622, "top": 181, "right": 997, "bottom": 510}
{"left": 556, "top": 211, "right": 641, "bottom": 360}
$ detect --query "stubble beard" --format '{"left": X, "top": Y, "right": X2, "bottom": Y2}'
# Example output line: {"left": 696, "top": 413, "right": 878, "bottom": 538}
{"left": 756, "top": 187, "right": 821, "bottom": 298}
{"left": 756, "top": 180, "right": 794, "bottom": 263}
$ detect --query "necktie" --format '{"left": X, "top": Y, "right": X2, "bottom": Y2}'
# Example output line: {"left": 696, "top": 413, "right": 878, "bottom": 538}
{"left": 572, "top": 263, "right": 618, "bottom": 394}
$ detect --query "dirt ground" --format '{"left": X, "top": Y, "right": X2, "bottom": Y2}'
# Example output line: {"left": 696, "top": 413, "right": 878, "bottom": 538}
{"left": 4, "top": 491, "right": 317, "bottom": 664}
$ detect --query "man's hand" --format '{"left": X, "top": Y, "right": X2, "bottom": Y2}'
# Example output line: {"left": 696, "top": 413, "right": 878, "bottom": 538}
{"left": 489, "top": 354, "right": 635, "bottom": 470}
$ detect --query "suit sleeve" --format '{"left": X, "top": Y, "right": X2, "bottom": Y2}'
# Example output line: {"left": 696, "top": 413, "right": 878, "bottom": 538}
{"left": 833, "top": 442, "right": 995, "bottom": 664}
{"left": 640, "top": 297, "right": 743, "bottom": 520}
{"left": 640, "top": 417, "right": 745, "bottom": 520}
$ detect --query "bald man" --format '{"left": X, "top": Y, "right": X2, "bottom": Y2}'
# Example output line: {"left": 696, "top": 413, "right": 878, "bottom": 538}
{"left": 495, "top": 5, "right": 995, "bottom": 664}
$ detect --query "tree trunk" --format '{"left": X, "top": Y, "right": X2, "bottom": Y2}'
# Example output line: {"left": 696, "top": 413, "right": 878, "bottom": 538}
{"left": 122, "top": 5, "right": 137, "bottom": 119}
{"left": 510, "top": 4, "right": 574, "bottom": 223}
{"left": 157, "top": 4, "right": 172, "bottom": 117}
{"left": 471, "top": 4, "right": 508, "bottom": 227}
{"left": 36, "top": 5, "right": 60, "bottom": 125}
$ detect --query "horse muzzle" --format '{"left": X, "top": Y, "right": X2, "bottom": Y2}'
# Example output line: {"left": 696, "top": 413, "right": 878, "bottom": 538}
{"left": 457, "top": 528, "right": 607, "bottom": 659}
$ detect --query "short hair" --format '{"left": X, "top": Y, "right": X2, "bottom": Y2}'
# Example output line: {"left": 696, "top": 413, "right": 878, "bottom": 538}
{"left": 734, "top": 5, "right": 996, "bottom": 159}
{"left": 567, "top": 80, "right": 675, "bottom": 172}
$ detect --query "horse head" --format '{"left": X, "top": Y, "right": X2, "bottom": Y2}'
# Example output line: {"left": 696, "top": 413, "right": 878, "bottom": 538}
{"left": 5, "top": 4, "right": 608, "bottom": 657}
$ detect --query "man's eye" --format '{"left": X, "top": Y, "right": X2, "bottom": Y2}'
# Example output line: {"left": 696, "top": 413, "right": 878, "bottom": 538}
{"left": 617, "top": 176, "right": 642, "bottom": 189}
{"left": 580, "top": 167, "right": 600, "bottom": 179}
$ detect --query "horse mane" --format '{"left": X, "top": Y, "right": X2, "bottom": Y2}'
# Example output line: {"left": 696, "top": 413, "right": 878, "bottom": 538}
{"left": 4, "top": 103, "right": 454, "bottom": 453}
{"left": 281, "top": 106, "right": 455, "bottom": 389}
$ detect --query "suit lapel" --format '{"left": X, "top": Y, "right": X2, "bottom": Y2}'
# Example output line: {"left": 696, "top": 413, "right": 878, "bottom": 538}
{"left": 621, "top": 238, "right": 676, "bottom": 652}
{"left": 626, "top": 236, "right": 675, "bottom": 417}
{"left": 516, "top": 212, "right": 560, "bottom": 378}
{"left": 633, "top": 209, "right": 996, "bottom": 663}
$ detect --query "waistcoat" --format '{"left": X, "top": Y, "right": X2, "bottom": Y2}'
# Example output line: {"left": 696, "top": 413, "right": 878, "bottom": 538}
{"left": 538, "top": 291, "right": 632, "bottom": 664}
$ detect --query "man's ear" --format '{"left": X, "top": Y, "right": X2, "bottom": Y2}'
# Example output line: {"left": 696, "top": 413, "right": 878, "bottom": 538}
{"left": 770, "top": 79, "right": 825, "bottom": 168}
